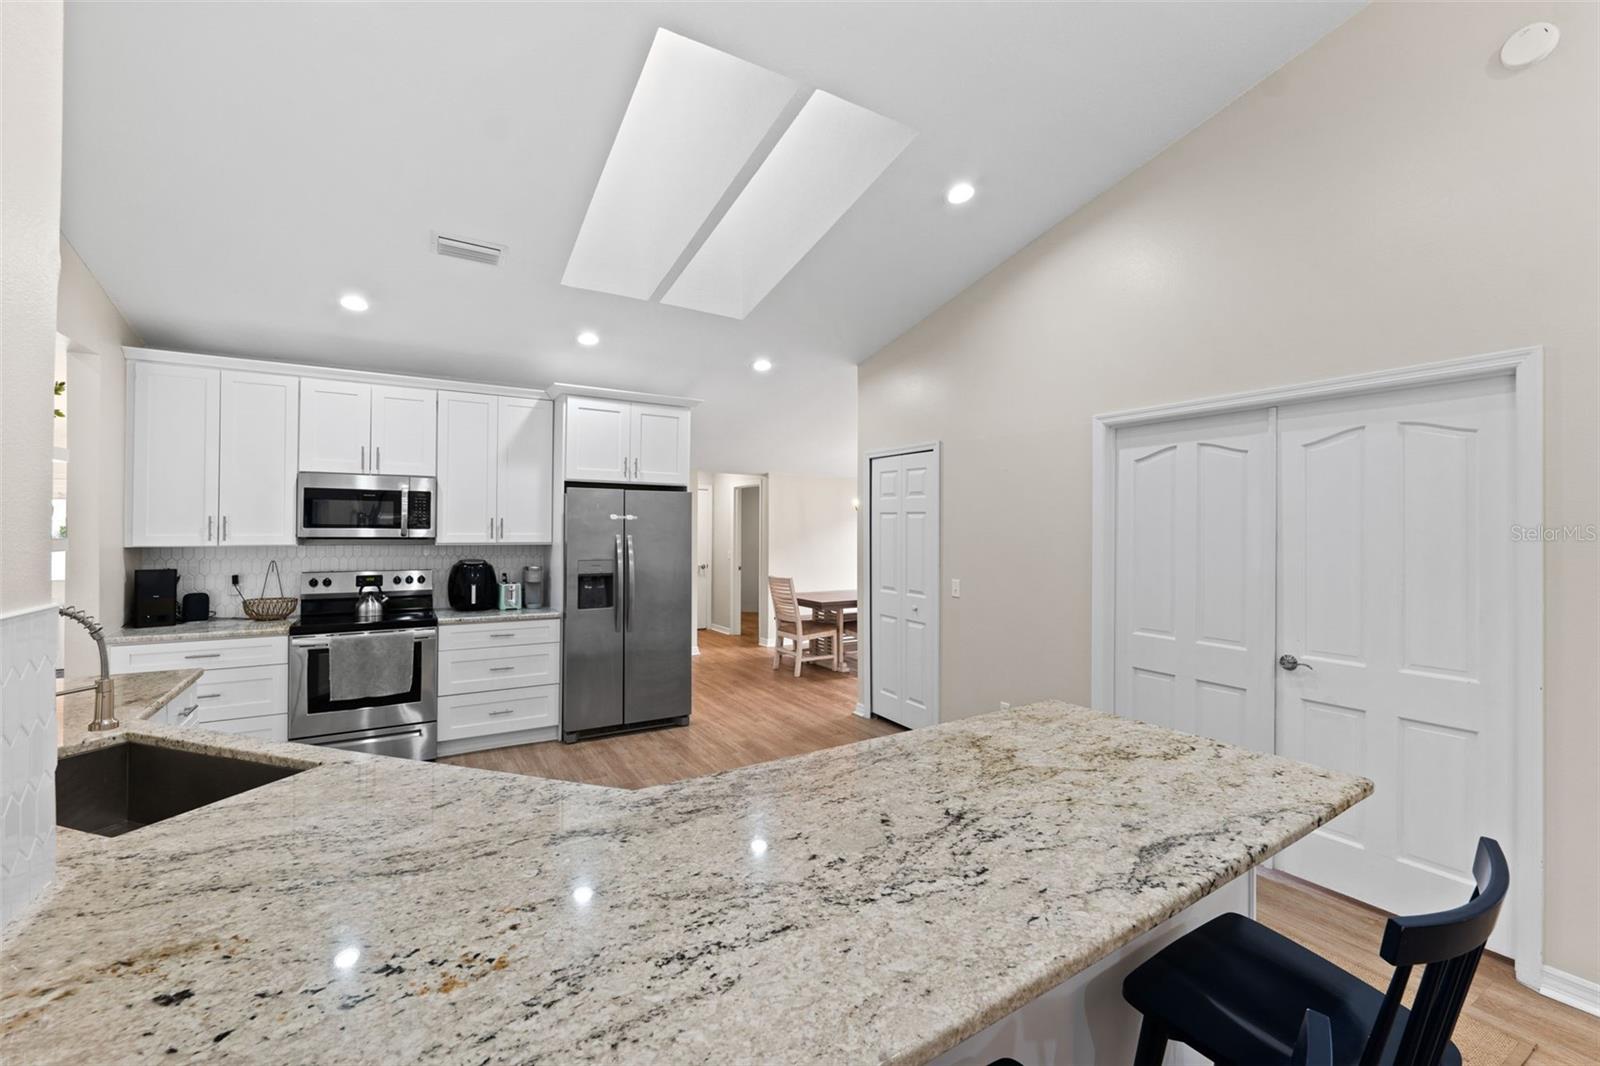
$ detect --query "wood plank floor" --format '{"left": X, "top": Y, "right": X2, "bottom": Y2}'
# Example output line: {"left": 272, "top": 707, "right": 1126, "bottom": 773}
{"left": 1258, "top": 870, "right": 1600, "bottom": 1065}
{"left": 445, "top": 634, "right": 1594, "bottom": 1059}
{"left": 440, "top": 624, "right": 898, "bottom": 789}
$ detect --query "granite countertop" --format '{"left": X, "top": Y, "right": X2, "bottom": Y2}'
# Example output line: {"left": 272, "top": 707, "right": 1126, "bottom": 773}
{"left": 1, "top": 702, "right": 1369, "bottom": 1065}
{"left": 104, "top": 618, "right": 294, "bottom": 645}
{"left": 56, "top": 668, "right": 204, "bottom": 747}
{"left": 434, "top": 606, "right": 560, "bottom": 624}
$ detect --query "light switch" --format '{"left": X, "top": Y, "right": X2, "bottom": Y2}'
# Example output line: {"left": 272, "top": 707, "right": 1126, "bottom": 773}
{"left": 950, "top": 578, "right": 961, "bottom": 598}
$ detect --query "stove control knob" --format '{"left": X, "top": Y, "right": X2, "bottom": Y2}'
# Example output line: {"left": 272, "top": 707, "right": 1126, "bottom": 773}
{"left": 321, "top": 578, "right": 333, "bottom": 588}
{"left": 393, "top": 576, "right": 402, "bottom": 585}
{"left": 308, "top": 579, "right": 317, "bottom": 589}
{"left": 417, "top": 575, "right": 426, "bottom": 585}
{"left": 405, "top": 575, "right": 415, "bottom": 584}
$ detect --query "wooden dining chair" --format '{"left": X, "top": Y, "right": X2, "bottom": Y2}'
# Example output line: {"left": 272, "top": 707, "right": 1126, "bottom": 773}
{"left": 1123, "top": 837, "right": 1509, "bottom": 1066}
{"left": 768, "top": 577, "right": 837, "bottom": 677}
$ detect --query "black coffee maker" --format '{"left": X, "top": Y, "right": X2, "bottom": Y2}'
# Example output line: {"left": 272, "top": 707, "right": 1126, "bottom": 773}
{"left": 447, "top": 559, "right": 497, "bottom": 611}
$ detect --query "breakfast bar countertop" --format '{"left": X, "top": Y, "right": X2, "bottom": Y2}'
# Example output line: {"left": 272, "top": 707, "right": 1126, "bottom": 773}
{"left": 1, "top": 702, "right": 1369, "bottom": 1065}
{"left": 55, "top": 668, "right": 204, "bottom": 748}
{"left": 103, "top": 618, "right": 295, "bottom": 645}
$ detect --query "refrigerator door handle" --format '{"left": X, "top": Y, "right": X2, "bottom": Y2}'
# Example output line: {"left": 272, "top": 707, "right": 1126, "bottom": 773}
{"left": 626, "top": 532, "right": 638, "bottom": 632}
{"left": 614, "top": 533, "right": 624, "bottom": 632}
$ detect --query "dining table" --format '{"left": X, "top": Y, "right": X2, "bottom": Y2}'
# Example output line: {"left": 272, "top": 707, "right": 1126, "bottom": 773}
{"left": 795, "top": 589, "right": 857, "bottom": 672}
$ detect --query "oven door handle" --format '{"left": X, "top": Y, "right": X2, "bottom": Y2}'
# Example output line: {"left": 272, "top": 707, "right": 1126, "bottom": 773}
{"left": 292, "top": 628, "right": 437, "bottom": 650}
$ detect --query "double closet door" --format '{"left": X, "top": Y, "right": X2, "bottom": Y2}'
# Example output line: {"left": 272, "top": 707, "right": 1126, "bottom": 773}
{"left": 1112, "top": 375, "right": 1516, "bottom": 948}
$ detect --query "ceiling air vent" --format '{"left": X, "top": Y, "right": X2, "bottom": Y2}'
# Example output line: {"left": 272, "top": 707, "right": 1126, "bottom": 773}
{"left": 434, "top": 233, "right": 505, "bottom": 266}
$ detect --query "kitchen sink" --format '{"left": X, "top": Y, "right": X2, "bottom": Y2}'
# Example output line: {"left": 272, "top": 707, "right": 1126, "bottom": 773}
{"left": 56, "top": 740, "right": 303, "bottom": 837}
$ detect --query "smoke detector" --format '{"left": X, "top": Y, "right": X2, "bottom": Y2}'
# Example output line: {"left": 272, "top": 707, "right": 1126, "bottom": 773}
{"left": 433, "top": 233, "right": 505, "bottom": 266}
{"left": 1501, "top": 23, "right": 1559, "bottom": 70}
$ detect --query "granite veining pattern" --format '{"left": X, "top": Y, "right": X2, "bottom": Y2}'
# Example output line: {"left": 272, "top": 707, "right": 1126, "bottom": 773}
{"left": 104, "top": 618, "right": 293, "bottom": 646}
{"left": 56, "top": 669, "right": 203, "bottom": 747}
{"left": 434, "top": 607, "right": 561, "bottom": 625}
{"left": 1, "top": 703, "right": 1370, "bottom": 1064}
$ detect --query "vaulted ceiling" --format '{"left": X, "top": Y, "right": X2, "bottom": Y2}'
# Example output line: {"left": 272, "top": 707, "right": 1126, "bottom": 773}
{"left": 63, "top": 1, "right": 1361, "bottom": 477}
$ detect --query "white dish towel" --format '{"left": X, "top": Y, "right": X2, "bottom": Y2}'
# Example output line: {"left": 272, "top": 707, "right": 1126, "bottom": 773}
{"left": 329, "top": 631, "right": 415, "bottom": 702}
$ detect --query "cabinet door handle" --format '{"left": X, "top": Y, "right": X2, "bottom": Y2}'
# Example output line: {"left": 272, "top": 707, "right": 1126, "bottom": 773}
{"left": 488, "top": 633, "right": 514, "bottom": 639}
{"left": 207, "top": 515, "right": 214, "bottom": 542}
{"left": 361, "top": 445, "right": 367, "bottom": 471}
{"left": 499, "top": 517, "right": 505, "bottom": 540}
{"left": 196, "top": 692, "right": 222, "bottom": 699}
{"left": 633, "top": 457, "right": 639, "bottom": 479}
{"left": 222, "top": 515, "right": 229, "bottom": 541}
{"left": 488, "top": 708, "right": 515, "bottom": 717}
{"left": 489, "top": 516, "right": 495, "bottom": 541}
{"left": 489, "top": 665, "right": 516, "bottom": 673}
{"left": 376, "top": 446, "right": 381, "bottom": 471}
{"left": 184, "top": 652, "right": 222, "bottom": 660}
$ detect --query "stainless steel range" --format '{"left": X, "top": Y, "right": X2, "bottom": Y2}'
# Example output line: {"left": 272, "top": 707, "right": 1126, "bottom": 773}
{"left": 289, "top": 570, "right": 437, "bottom": 759}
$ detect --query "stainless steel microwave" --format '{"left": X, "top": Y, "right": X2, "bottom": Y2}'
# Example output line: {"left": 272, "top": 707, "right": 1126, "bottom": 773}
{"left": 296, "top": 473, "right": 435, "bottom": 540}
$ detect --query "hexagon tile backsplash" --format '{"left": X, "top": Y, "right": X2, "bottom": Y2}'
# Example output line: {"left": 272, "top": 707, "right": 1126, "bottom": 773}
{"left": 128, "top": 545, "right": 552, "bottom": 619}
{"left": 1, "top": 603, "right": 59, "bottom": 929}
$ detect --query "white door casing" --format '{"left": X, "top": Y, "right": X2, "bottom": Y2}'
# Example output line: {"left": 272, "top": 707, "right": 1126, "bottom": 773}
{"left": 869, "top": 448, "right": 939, "bottom": 729}
{"left": 496, "top": 396, "right": 553, "bottom": 543}
{"left": 125, "top": 361, "right": 219, "bottom": 547}
{"left": 299, "top": 379, "right": 371, "bottom": 473}
{"left": 218, "top": 370, "right": 298, "bottom": 545}
{"left": 1113, "top": 409, "right": 1276, "bottom": 753}
{"left": 695, "top": 486, "right": 713, "bottom": 630}
{"left": 370, "top": 384, "right": 437, "bottom": 476}
{"left": 437, "top": 390, "right": 498, "bottom": 544}
{"left": 1274, "top": 375, "right": 1516, "bottom": 953}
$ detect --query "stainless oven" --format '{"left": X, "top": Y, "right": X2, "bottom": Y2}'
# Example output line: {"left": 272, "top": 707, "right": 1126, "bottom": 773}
{"left": 296, "top": 472, "right": 435, "bottom": 540}
{"left": 289, "top": 627, "right": 437, "bottom": 758}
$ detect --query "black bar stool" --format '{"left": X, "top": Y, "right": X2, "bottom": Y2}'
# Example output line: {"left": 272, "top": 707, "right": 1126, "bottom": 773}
{"left": 1122, "top": 837, "right": 1509, "bottom": 1066}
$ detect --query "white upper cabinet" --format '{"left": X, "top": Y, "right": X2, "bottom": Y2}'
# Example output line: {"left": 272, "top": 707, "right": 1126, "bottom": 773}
{"left": 497, "top": 397, "right": 554, "bottom": 543}
{"left": 630, "top": 403, "right": 691, "bottom": 486}
{"left": 564, "top": 397, "right": 631, "bottom": 483}
{"left": 370, "top": 384, "right": 437, "bottom": 475}
{"left": 126, "top": 362, "right": 220, "bottom": 547}
{"left": 218, "top": 371, "right": 298, "bottom": 545}
{"left": 437, "top": 391, "right": 498, "bottom": 544}
{"left": 299, "top": 380, "right": 371, "bottom": 473}
{"left": 299, "top": 380, "right": 436, "bottom": 475}
{"left": 560, "top": 397, "right": 690, "bottom": 486}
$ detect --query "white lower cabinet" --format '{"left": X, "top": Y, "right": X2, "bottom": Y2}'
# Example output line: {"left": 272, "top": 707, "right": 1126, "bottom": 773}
{"left": 438, "top": 687, "right": 559, "bottom": 743}
{"left": 110, "top": 636, "right": 289, "bottom": 739}
{"left": 437, "top": 620, "right": 561, "bottom": 754}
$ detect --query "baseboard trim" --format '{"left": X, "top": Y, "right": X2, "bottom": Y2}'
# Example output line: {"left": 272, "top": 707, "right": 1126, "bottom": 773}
{"left": 854, "top": 702, "right": 869, "bottom": 719}
{"left": 708, "top": 624, "right": 736, "bottom": 636}
{"left": 1540, "top": 966, "right": 1600, "bottom": 1017}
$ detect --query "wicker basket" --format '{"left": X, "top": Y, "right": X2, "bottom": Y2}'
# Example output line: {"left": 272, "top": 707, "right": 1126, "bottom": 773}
{"left": 240, "top": 560, "right": 298, "bottom": 621}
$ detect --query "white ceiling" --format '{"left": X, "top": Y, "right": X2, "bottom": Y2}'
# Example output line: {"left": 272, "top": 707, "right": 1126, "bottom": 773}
{"left": 62, "top": 1, "right": 1361, "bottom": 478}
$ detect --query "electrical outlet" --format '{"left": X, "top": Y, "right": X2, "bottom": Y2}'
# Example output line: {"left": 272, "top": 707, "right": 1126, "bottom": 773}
{"left": 950, "top": 578, "right": 961, "bottom": 598}
{"left": 231, "top": 574, "right": 240, "bottom": 586}
{"left": 999, "top": 701, "right": 1011, "bottom": 712}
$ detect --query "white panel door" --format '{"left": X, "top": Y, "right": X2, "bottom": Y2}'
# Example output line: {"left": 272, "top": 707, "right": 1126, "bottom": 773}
{"left": 218, "top": 370, "right": 298, "bottom": 545}
{"left": 436, "top": 391, "right": 498, "bottom": 544}
{"left": 564, "top": 397, "right": 631, "bottom": 483}
{"left": 370, "top": 385, "right": 437, "bottom": 475}
{"left": 695, "top": 486, "right": 713, "bottom": 629}
{"left": 1275, "top": 376, "right": 1515, "bottom": 950}
{"left": 630, "top": 403, "right": 691, "bottom": 486}
{"left": 496, "top": 396, "right": 554, "bottom": 543}
{"left": 125, "top": 361, "right": 219, "bottom": 547}
{"left": 870, "top": 450, "right": 938, "bottom": 728}
{"left": 1112, "top": 410, "right": 1276, "bottom": 752}
{"left": 299, "top": 379, "right": 371, "bottom": 473}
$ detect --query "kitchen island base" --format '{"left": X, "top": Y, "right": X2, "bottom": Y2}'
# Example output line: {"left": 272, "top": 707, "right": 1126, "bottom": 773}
{"left": 931, "top": 871, "right": 1252, "bottom": 1066}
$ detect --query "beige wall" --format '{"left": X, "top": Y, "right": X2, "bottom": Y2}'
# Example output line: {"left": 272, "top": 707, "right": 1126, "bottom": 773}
{"left": 1, "top": 0, "right": 65, "bottom": 614}
{"left": 859, "top": 2, "right": 1597, "bottom": 981}
{"left": 58, "top": 239, "right": 139, "bottom": 673}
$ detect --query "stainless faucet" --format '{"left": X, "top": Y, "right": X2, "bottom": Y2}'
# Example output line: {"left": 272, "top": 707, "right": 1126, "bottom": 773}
{"left": 57, "top": 606, "right": 118, "bottom": 731}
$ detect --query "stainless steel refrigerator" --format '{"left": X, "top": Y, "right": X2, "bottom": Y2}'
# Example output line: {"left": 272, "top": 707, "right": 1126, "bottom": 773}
{"left": 562, "top": 486, "right": 692, "bottom": 742}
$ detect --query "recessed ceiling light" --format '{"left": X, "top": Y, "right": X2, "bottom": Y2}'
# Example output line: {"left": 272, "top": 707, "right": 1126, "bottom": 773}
{"left": 338, "top": 292, "right": 370, "bottom": 313}
{"left": 945, "top": 181, "right": 976, "bottom": 206}
{"left": 751, "top": 357, "right": 773, "bottom": 373}
{"left": 577, "top": 330, "right": 600, "bottom": 347}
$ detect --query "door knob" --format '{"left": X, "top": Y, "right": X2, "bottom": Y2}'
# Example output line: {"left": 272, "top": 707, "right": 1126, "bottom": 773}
{"left": 1278, "top": 653, "right": 1314, "bottom": 672}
